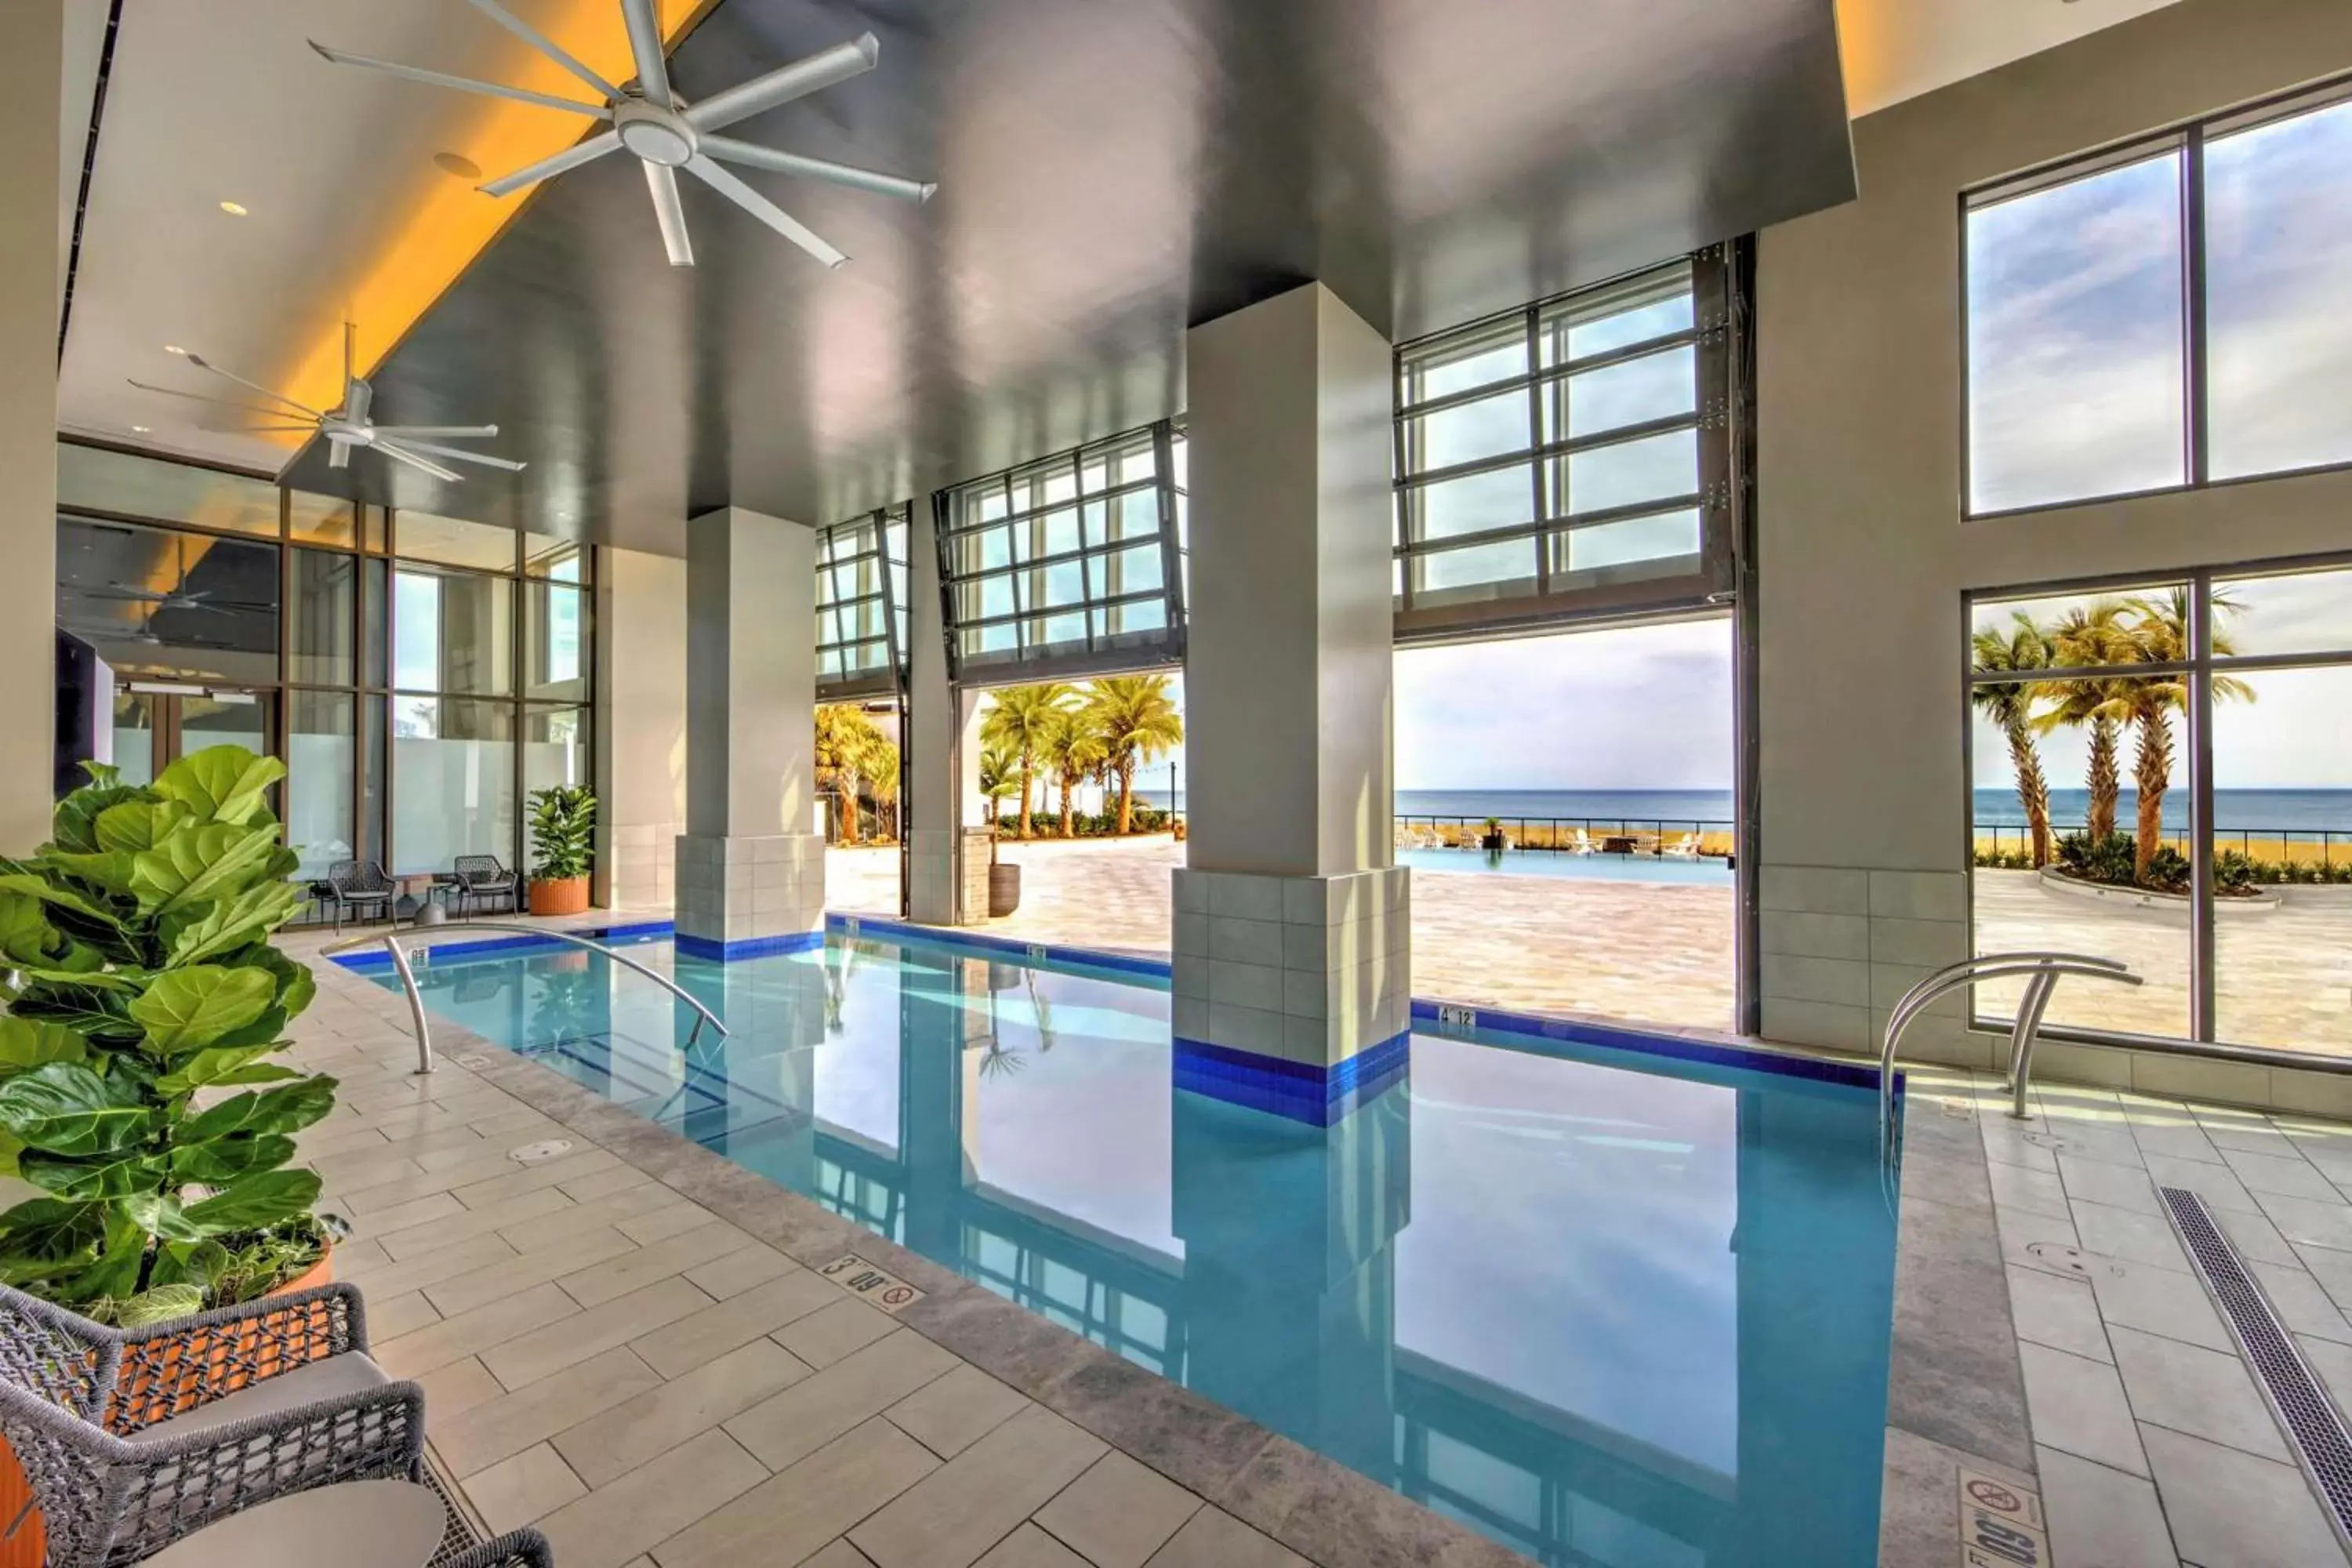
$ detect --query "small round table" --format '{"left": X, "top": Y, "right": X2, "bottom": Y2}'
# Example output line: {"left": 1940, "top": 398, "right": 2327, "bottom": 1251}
{"left": 138, "top": 1479, "right": 447, "bottom": 1568}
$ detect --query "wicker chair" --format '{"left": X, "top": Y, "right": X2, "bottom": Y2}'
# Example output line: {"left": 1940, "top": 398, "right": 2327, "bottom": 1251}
{"left": 324, "top": 860, "right": 399, "bottom": 931}
{"left": 448, "top": 1530, "right": 557, "bottom": 1566}
{"left": 451, "top": 855, "right": 519, "bottom": 918}
{"left": 0, "top": 1283, "right": 424, "bottom": 1568}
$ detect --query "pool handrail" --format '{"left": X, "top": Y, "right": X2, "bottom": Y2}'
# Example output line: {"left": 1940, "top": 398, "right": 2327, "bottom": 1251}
{"left": 319, "top": 922, "right": 727, "bottom": 1074}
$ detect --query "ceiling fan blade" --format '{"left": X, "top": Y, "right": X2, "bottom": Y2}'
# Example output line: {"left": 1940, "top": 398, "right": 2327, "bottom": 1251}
{"left": 126, "top": 379, "right": 308, "bottom": 421}
{"left": 699, "top": 136, "right": 935, "bottom": 202}
{"left": 347, "top": 376, "right": 374, "bottom": 427}
{"left": 619, "top": 0, "right": 673, "bottom": 107}
{"left": 645, "top": 162, "right": 695, "bottom": 267}
{"left": 307, "top": 40, "right": 612, "bottom": 118}
{"left": 684, "top": 156, "right": 845, "bottom": 267}
{"left": 328, "top": 441, "right": 351, "bottom": 470}
{"left": 368, "top": 424, "right": 500, "bottom": 438}
{"left": 681, "top": 34, "right": 877, "bottom": 135}
{"left": 481, "top": 129, "right": 622, "bottom": 198}
{"left": 374, "top": 442, "right": 464, "bottom": 483}
{"left": 181, "top": 356, "right": 324, "bottom": 417}
{"left": 464, "top": 0, "right": 621, "bottom": 101}
{"left": 385, "top": 437, "right": 528, "bottom": 472}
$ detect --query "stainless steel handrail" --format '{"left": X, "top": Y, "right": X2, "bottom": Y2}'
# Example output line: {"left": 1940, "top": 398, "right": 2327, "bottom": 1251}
{"left": 321, "top": 923, "right": 727, "bottom": 1074}
{"left": 1878, "top": 952, "right": 2142, "bottom": 1158}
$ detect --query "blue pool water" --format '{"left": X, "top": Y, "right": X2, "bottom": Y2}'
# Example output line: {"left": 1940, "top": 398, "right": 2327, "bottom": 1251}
{"left": 364, "top": 931, "right": 1895, "bottom": 1566}
{"left": 1399, "top": 846, "right": 1734, "bottom": 885}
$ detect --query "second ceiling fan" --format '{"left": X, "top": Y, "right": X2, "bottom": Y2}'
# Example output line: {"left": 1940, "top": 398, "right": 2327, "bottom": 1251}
{"left": 311, "top": 0, "right": 935, "bottom": 270}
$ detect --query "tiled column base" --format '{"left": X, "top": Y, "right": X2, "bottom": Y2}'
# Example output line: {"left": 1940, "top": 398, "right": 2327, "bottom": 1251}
{"left": 1171, "top": 866, "right": 1410, "bottom": 1125}
{"left": 673, "top": 833, "right": 825, "bottom": 959}
{"left": 608, "top": 821, "right": 680, "bottom": 909}
{"left": 908, "top": 827, "right": 995, "bottom": 926}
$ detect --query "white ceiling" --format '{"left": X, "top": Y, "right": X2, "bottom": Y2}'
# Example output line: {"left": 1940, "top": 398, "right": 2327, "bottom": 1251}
{"left": 55, "top": 0, "right": 2194, "bottom": 476}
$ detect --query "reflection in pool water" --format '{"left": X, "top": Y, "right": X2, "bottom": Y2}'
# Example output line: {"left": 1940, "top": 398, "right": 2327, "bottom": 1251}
{"left": 373, "top": 931, "right": 1895, "bottom": 1566}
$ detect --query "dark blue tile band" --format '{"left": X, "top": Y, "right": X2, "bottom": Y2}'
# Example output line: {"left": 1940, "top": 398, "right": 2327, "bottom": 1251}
{"left": 674, "top": 928, "right": 825, "bottom": 961}
{"left": 328, "top": 919, "right": 677, "bottom": 971}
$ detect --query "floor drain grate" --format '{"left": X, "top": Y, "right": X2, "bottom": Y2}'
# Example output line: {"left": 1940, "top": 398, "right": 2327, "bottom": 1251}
{"left": 509, "top": 1138, "right": 573, "bottom": 1165}
{"left": 2160, "top": 1186, "right": 2352, "bottom": 1555}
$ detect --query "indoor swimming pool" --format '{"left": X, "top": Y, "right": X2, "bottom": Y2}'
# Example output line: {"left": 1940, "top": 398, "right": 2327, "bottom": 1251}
{"left": 350, "top": 927, "right": 1898, "bottom": 1566}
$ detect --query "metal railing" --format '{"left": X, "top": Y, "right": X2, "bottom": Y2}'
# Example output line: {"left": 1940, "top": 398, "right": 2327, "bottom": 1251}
{"left": 1878, "top": 952, "right": 2143, "bottom": 1172}
{"left": 1392, "top": 814, "right": 1735, "bottom": 857}
{"left": 1974, "top": 821, "right": 2352, "bottom": 872}
{"left": 321, "top": 923, "right": 728, "bottom": 1075}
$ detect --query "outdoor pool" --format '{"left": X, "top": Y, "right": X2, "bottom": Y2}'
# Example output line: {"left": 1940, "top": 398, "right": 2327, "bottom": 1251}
{"left": 1399, "top": 845, "right": 1734, "bottom": 884}
{"left": 351, "top": 927, "right": 1895, "bottom": 1566}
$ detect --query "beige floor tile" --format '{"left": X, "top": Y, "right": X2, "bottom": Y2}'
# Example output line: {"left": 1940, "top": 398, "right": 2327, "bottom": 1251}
{"left": 726, "top": 1329, "right": 960, "bottom": 1471}
{"left": 2017, "top": 1341, "right": 2147, "bottom": 1477}
{"left": 464, "top": 1442, "right": 587, "bottom": 1534}
{"left": 631, "top": 1267, "right": 840, "bottom": 1378}
{"left": 649, "top": 1418, "right": 937, "bottom": 1568}
{"left": 2215, "top": 1203, "right": 2305, "bottom": 1267}
{"left": 2058, "top": 1154, "right": 2159, "bottom": 1216}
{"left": 437, "top": 1345, "right": 667, "bottom": 1477}
{"left": 2255, "top": 1189, "right": 2352, "bottom": 1253}
{"left": 499, "top": 1182, "right": 681, "bottom": 1252}
{"left": 365, "top": 1289, "right": 441, "bottom": 1341}
{"left": 775, "top": 1297, "right": 901, "bottom": 1368}
{"left": 376, "top": 1280, "right": 580, "bottom": 1379}
{"left": 2071, "top": 1200, "right": 2191, "bottom": 1273}
{"left": 2295, "top": 1331, "right": 2352, "bottom": 1410}
{"left": 684, "top": 1243, "right": 797, "bottom": 1300}
{"left": 975, "top": 1525, "right": 1090, "bottom": 1568}
{"left": 310, "top": 1149, "right": 430, "bottom": 1192}
{"left": 1142, "top": 1508, "right": 1307, "bottom": 1568}
{"left": 616, "top": 1201, "right": 720, "bottom": 1244}
{"left": 557, "top": 1221, "right": 748, "bottom": 1309}
{"left": 379, "top": 1186, "right": 579, "bottom": 1261}
{"left": 849, "top": 1403, "right": 1106, "bottom": 1568}
{"left": 452, "top": 1148, "right": 626, "bottom": 1209}
{"left": 802, "top": 1544, "right": 879, "bottom": 1568}
{"left": 343, "top": 1231, "right": 521, "bottom": 1301}
{"left": 2140, "top": 1423, "right": 2343, "bottom": 1568}
{"left": 2107, "top": 1326, "right": 2289, "bottom": 1461}
{"left": 482, "top": 1275, "right": 713, "bottom": 1390}
{"left": 561, "top": 1163, "right": 662, "bottom": 1203}
{"left": 341, "top": 1150, "right": 524, "bottom": 1211}
{"left": 425, "top": 1225, "right": 640, "bottom": 1318}
{"left": 536, "top": 1428, "right": 768, "bottom": 1568}
{"left": 350, "top": 1190, "right": 468, "bottom": 1236}
{"left": 2005, "top": 1266, "right": 2110, "bottom": 1363}
{"left": 1033, "top": 1452, "right": 1203, "bottom": 1568}
{"left": 2138, "top": 1152, "right": 2260, "bottom": 1214}
{"left": 2034, "top": 1447, "right": 2176, "bottom": 1568}
{"left": 1987, "top": 1161, "right": 2071, "bottom": 1221}
{"left": 885, "top": 1364, "right": 1029, "bottom": 1460}
{"left": 2221, "top": 1146, "right": 2343, "bottom": 1202}
{"left": 2085, "top": 1259, "right": 2233, "bottom": 1353}
{"left": 416, "top": 1356, "right": 506, "bottom": 1423}
{"left": 557, "top": 1338, "right": 814, "bottom": 1488}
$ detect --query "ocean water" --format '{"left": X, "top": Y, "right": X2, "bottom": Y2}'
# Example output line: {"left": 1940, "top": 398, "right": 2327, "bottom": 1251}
{"left": 1136, "top": 787, "right": 1740, "bottom": 824}
{"left": 1972, "top": 787, "right": 2352, "bottom": 833}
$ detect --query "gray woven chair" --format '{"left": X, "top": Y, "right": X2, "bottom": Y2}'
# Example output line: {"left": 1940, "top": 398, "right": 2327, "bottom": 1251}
{"left": 448, "top": 1529, "right": 555, "bottom": 1566}
{"left": 325, "top": 860, "right": 399, "bottom": 932}
{"left": 451, "top": 855, "right": 519, "bottom": 918}
{"left": 0, "top": 1282, "right": 423, "bottom": 1568}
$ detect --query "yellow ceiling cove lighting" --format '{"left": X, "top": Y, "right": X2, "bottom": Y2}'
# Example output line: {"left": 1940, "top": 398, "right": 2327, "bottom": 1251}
{"left": 219, "top": 200, "right": 249, "bottom": 216}
{"left": 277, "top": 0, "right": 706, "bottom": 437}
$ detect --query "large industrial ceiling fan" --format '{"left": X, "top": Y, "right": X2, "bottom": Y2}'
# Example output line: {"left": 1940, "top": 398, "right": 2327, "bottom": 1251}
{"left": 310, "top": 0, "right": 933, "bottom": 270}
{"left": 129, "top": 324, "right": 524, "bottom": 484}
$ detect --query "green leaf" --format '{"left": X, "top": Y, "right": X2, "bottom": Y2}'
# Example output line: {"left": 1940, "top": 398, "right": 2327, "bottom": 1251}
{"left": 20, "top": 1145, "right": 169, "bottom": 1200}
{"left": 156, "top": 1044, "right": 289, "bottom": 1098}
{"left": 183, "top": 1168, "right": 321, "bottom": 1234}
{"left": 113, "top": 1283, "right": 204, "bottom": 1327}
{"left": 0, "top": 871, "right": 121, "bottom": 928}
{"left": 52, "top": 782, "right": 145, "bottom": 855}
{"left": 119, "top": 1192, "right": 209, "bottom": 1245}
{"left": 0, "top": 889, "right": 56, "bottom": 966}
{"left": 71, "top": 1214, "right": 151, "bottom": 1304}
{"left": 151, "top": 746, "right": 285, "bottom": 826}
{"left": 129, "top": 822, "right": 283, "bottom": 914}
{"left": 96, "top": 800, "right": 192, "bottom": 857}
{"left": 0, "top": 1017, "right": 88, "bottom": 1076}
{"left": 0, "top": 1063, "right": 156, "bottom": 1155}
{"left": 235, "top": 944, "right": 317, "bottom": 1019}
{"left": 0, "top": 1197, "right": 105, "bottom": 1265}
{"left": 161, "top": 880, "right": 302, "bottom": 967}
{"left": 43, "top": 850, "right": 140, "bottom": 897}
{"left": 127, "top": 965, "right": 275, "bottom": 1055}
{"left": 183, "top": 1076, "right": 337, "bottom": 1142}
{"left": 169, "top": 1132, "right": 293, "bottom": 1185}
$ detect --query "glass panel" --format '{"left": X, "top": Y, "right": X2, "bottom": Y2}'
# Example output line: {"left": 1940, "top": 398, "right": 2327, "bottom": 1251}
{"left": 2212, "top": 566, "right": 2352, "bottom": 659}
{"left": 1035, "top": 611, "right": 1085, "bottom": 648}
{"left": 1414, "top": 538, "right": 1538, "bottom": 602}
{"left": 1405, "top": 320, "right": 1527, "bottom": 403}
{"left": 361, "top": 557, "right": 388, "bottom": 688}
{"left": 179, "top": 694, "right": 269, "bottom": 766}
{"left": 524, "top": 705, "right": 590, "bottom": 800}
{"left": 57, "top": 443, "right": 280, "bottom": 535}
{"left": 1035, "top": 561, "right": 1087, "bottom": 611}
{"left": 1014, "top": 508, "right": 1082, "bottom": 563}
{"left": 524, "top": 580, "right": 587, "bottom": 702}
{"left": 1406, "top": 387, "right": 1530, "bottom": 470}
{"left": 1966, "top": 151, "right": 2189, "bottom": 512}
{"left": 1545, "top": 278, "right": 1695, "bottom": 362}
{"left": 1098, "top": 542, "right": 1163, "bottom": 597}
{"left": 1559, "top": 428, "right": 1699, "bottom": 515}
{"left": 394, "top": 567, "right": 514, "bottom": 695}
{"left": 391, "top": 695, "right": 514, "bottom": 873}
{"left": 1556, "top": 510, "right": 1703, "bottom": 576}
{"left": 56, "top": 517, "right": 280, "bottom": 684}
{"left": 956, "top": 577, "right": 1016, "bottom": 622}
{"left": 287, "top": 691, "right": 355, "bottom": 880}
{"left": 360, "top": 694, "right": 386, "bottom": 866}
{"left": 394, "top": 511, "right": 518, "bottom": 572}
{"left": 961, "top": 527, "right": 1012, "bottom": 573}
{"left": 111, "top": 691, "right": 155, "bottom": 786}
{"left": 2212, "top": 665, "right": 2352, "bottom": 1054}
{"left": 287, "top": 492, "right": 360, "bottom": 548}
{"left": 1545, "top": 346, "right": 1697, "bottom": 442}
{"left": 522, "top": 534, "right": 585, "bottom": 579}
{"left": 1409, "top": 466, "right": 1534, "bottom": 543}
{"left": 289, "top": 547, "right": 357, "bottom": 685}
{"left": 1093, "top": 599, "right": 1167, "bottom": 639}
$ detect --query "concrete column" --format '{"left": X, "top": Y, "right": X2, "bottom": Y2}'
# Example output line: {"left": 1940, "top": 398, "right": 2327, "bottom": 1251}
{"left": 1, "top": 0, "right": 61, "bottom": 848}
{"left": 1173, "top": 283, "right": 1406, "bottom": 1116}
{"left": 593, "top": 546, "right": 686, "bottom": 910}
{"left": 906, "top": 505, "right": 986, "bottom": 924}
{"left": 674, "top": 508, "right": 825, "bottom": 957}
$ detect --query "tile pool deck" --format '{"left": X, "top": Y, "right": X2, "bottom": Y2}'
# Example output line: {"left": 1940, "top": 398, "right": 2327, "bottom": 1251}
{"left": 282, "top": 917, "right": 2352, "bottom": 1567}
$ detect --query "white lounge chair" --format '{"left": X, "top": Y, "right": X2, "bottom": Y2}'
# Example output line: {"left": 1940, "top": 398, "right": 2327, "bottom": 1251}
{"left": 1567, "top": 829, "right": 1597, "bottom": 855}
{"left": 1664, "top": 832, "right": 1700, "bottom": 858}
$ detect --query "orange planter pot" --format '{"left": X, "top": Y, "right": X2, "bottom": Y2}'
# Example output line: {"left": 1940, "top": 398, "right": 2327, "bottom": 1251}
{"left": 527, "top": 877, "right": 590, "bottom": 916}
{"left": 0, "top": 1244, "right": 336, "bottom": 1568}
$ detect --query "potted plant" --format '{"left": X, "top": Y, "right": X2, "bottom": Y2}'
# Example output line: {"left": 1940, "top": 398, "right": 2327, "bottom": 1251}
{"left": 527, "top": 784, "right": 597, "bottom": 916}
{"left": 1480, "top": 816, "right": 1508, "bottom": 852}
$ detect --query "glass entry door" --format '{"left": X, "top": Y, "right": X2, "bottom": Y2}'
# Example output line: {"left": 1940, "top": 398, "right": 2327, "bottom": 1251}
{"left": 111, "top": 686, "right": 273, "bottom": 782}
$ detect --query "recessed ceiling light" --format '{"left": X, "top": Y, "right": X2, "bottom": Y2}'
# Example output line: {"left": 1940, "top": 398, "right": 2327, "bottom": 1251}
{"left": 433, "top": 151, "right": 483, "bottom": 181}
{"left": 219, "top": 200, "right": 249, "bottom": 216}
{"left": 130, "top": 425, "right": 150, "bottom": 434}
{"left": 164, "top": 344, "right": 186, "bottom": 355}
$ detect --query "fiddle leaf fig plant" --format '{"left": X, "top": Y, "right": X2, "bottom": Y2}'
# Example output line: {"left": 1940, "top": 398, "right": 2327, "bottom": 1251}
{"left": 0, "top": 746, "right": 339, "bottom": 1323}
{"left": 528, "top": 784, "right": 597, "bottom": 882}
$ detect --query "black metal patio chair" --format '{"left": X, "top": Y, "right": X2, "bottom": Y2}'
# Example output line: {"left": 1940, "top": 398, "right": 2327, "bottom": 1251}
{"left": 452, "top": 855, "right": 520, "bottom": 917}
{"left": 324, "top": 859, "right": 398, "bottom": 931}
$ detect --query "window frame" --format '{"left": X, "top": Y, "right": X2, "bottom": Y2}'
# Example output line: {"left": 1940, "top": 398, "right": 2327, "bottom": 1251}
{"left": 1960, "top": 74, "right": 2352, "bottom": 521}
{"left": 815, "top": 504, "right": 911, "bottom": 703}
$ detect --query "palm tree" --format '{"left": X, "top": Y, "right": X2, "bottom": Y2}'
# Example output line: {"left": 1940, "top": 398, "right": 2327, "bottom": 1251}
{"left": 815, "top": 703, "right": 888, "bottom": 845}
{"left": 2034, "top": 602, "right": 2136, "bottom": 844}
{"left": 1971, "top": 613, "right": 2056, "bottom": 867}
{"left": 977, "top": 741, "right": 1019, "bottom": 836}
{"left": 866, "top": 737, "right": 901, "bottom": 843}
{"left": 1083, "top": 675, "right": 1184, "bottom": 835}
{"left": 1041, "top": 706, "right": 1108, "bottom": 838}
{"left": 2117, "top": 587, "right": 2251, "bottom": 880}
{"left": 978, "top": 683, "right": 1075, "bottom": 839}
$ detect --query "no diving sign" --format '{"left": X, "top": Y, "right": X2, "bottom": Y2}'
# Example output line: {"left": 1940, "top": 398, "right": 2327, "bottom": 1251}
{"left": 821, "top": 1254, "right": 925, "bottom": 1314}
{"left": 1959, "top": 1469, "right": 2046, "bottom": 1568}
